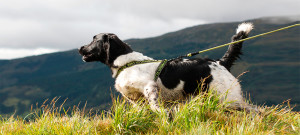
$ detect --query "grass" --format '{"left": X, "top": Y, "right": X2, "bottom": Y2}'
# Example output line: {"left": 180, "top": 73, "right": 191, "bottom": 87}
{"left": 0, "top": 91, "right": 299, "bottom": 135}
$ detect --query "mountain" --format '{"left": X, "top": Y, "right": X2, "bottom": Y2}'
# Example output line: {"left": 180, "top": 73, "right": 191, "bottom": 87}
{"left": 0, "top": 16, "right": 299, "bottom": 116}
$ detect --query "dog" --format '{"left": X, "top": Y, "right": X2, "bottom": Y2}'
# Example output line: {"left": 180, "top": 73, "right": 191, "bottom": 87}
{"left": 79, "top": 22, "right": 258, "bottom": 113}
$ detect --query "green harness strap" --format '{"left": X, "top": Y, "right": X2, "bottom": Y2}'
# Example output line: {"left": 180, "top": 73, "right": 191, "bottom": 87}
{"left": 154, "top": 59, "right": 168, "bottom": 81}
{"left": 115, "top": 59, "right": 168, "bottom": 81}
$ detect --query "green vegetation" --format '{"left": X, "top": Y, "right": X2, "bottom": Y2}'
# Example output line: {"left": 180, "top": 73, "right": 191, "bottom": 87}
{"left": 1, "top": 91, "right": 299, "bottom": 134}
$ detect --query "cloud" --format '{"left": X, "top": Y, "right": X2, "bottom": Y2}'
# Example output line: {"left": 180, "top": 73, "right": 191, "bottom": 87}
{"left": 0, "top": 48, "right": 59, "bottom": 60}
{"left": 0, "top": 0, "right": 299, "bottom": 59}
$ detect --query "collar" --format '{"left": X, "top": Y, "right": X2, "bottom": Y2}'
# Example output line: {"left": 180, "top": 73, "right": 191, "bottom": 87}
{"left": 115, "top": 59, "right": 168, "bottom": 81}
{"left": 115, "top": 60, "right": 160, "bottom": 78}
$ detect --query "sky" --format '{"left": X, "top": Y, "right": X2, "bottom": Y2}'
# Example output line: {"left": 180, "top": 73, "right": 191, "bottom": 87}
{"left": 0, "top": 0, "right": 299, "bottom": 59}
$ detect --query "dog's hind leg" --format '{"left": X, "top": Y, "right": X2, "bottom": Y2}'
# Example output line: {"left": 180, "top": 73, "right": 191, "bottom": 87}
{"left": 144, "top": 82, "right": 161, "bottom": 112}
{"left": 229, "top": 101, "right": 259, "bottom": 113}
{"left": 241, "top": 102, "right": 259, "bottom": 113}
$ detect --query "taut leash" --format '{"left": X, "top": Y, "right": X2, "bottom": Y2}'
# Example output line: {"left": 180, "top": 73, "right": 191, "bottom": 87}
{"left": 170, "top": 23, "right": 300, "bottom": 61}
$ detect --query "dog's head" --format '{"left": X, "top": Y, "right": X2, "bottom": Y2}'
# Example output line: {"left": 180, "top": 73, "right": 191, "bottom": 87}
{"left": 79, "top": 33, "right": 133, "bottom": 66}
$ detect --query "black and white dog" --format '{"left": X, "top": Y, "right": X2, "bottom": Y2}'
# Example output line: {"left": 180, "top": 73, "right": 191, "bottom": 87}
{"left": 79, "top": 22, "right": 257, "bottom": 112}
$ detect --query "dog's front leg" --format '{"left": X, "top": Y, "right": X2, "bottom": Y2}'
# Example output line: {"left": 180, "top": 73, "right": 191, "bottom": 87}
{"left": 144, "top": 82, "right": 161, "bottom": 112}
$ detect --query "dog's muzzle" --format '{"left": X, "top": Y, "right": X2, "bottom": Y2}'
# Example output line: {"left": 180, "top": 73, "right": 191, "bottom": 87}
{"left": 78, "top": 46, "right": 92, "bottom": 62}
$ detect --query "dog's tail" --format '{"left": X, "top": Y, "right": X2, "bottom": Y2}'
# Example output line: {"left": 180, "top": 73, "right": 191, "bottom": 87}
{"left": 219, "top": 22, "right": 253, "bottom": 71}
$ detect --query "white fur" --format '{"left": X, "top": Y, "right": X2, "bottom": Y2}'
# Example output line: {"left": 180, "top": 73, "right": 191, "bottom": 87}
{"left": 113, "top": 52, "right": 160, "bottom": 107}
{"left": 113, "top": 52, "right": 154, "bottom": 66}
{"left": 112, "top": 52, "right": 187, "bottom": 111}
{"left": 236, "top": 22, "right": 254, "bottom": 34}
{"left": 209, "top": 62, "right": 244, "bottom": 103}
{"left": 114, "top": 61, "right": 160, "bottom": 94}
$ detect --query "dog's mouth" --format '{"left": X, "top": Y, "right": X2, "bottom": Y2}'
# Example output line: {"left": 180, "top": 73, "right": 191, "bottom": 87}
{"left": 79, "top": 47, "right": 93, "bottom": 62}
{"left": 81, "top": 53, "right": 94, "bottom": 62}
{"left": 82, "top": 53, "right": 92, "bottom": 59}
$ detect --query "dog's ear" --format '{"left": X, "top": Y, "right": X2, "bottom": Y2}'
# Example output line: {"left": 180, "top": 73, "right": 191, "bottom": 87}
{"left": 102, "top": 34, "right": 110, "bottom": 50}
{"left": 102, "top": 34, "right": 110, "bottom": 65}
{"left": 102, "top": 34, "right": 109, "bottom": 44}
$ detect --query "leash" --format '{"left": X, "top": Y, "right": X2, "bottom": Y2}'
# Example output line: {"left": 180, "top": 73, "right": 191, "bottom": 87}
{"left": 116, "top": 23, "right": 299, "bottom": 80}
{"left": 171, "top": 23, "right": 300, "bottom": 60}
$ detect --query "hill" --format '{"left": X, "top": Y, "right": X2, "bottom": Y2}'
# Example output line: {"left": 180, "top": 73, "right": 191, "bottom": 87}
{"left": 0, "top": 16, "right": 299, "bottom": 116}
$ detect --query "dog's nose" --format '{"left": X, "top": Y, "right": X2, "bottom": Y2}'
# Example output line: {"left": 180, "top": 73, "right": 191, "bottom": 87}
{"left": 79, "top": 46, "right": 84, "bottom": 51}
{"left": 78, "top": 46, "right": 84, "bottom": 54}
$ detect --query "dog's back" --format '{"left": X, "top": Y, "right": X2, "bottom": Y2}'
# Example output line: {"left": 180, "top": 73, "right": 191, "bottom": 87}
{"left": 158, "top": 22, "right": 253, "bottom": 96}
{"left": 156, "top": 23, "right": 257, "bottom": 112}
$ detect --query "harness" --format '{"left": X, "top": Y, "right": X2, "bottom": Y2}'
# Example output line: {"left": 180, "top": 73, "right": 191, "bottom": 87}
{"left": 115, "top": 59, "right": 168, "bottom": 81}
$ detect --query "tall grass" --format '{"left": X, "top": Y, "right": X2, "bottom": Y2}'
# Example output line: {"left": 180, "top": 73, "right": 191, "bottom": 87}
{"left": 1, "top": 91, "right": 299, "bottom": 134}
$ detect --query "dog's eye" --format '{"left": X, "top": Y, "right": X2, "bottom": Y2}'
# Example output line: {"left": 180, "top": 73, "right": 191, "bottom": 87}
{"left": 93, "top": 36, "right": 96, "bottom": 39}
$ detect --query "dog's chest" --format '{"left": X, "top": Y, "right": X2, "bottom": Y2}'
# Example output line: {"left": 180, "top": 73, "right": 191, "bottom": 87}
{"left": 114, "top": 62, "right": 160, "bottom": 101}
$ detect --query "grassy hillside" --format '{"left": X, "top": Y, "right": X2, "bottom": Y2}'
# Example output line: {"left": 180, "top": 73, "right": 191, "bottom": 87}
{"left": 0, "top": 16, "right": 299, "bottom": 116}
{"left": 1, "top": 92, "right": 299, "bottom": 134}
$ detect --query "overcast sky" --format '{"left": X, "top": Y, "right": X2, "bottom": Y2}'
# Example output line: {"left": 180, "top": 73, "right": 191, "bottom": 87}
{"left": 0, "top": 0, "right": 299, "bottom": 59}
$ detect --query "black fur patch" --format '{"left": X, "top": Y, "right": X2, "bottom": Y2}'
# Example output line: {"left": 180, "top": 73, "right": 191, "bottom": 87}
{"left": 159, "top": 58, "right": 214, "bottom": 96}
{"left": 105, "top": 34, "right": 133, "bottom": 66}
